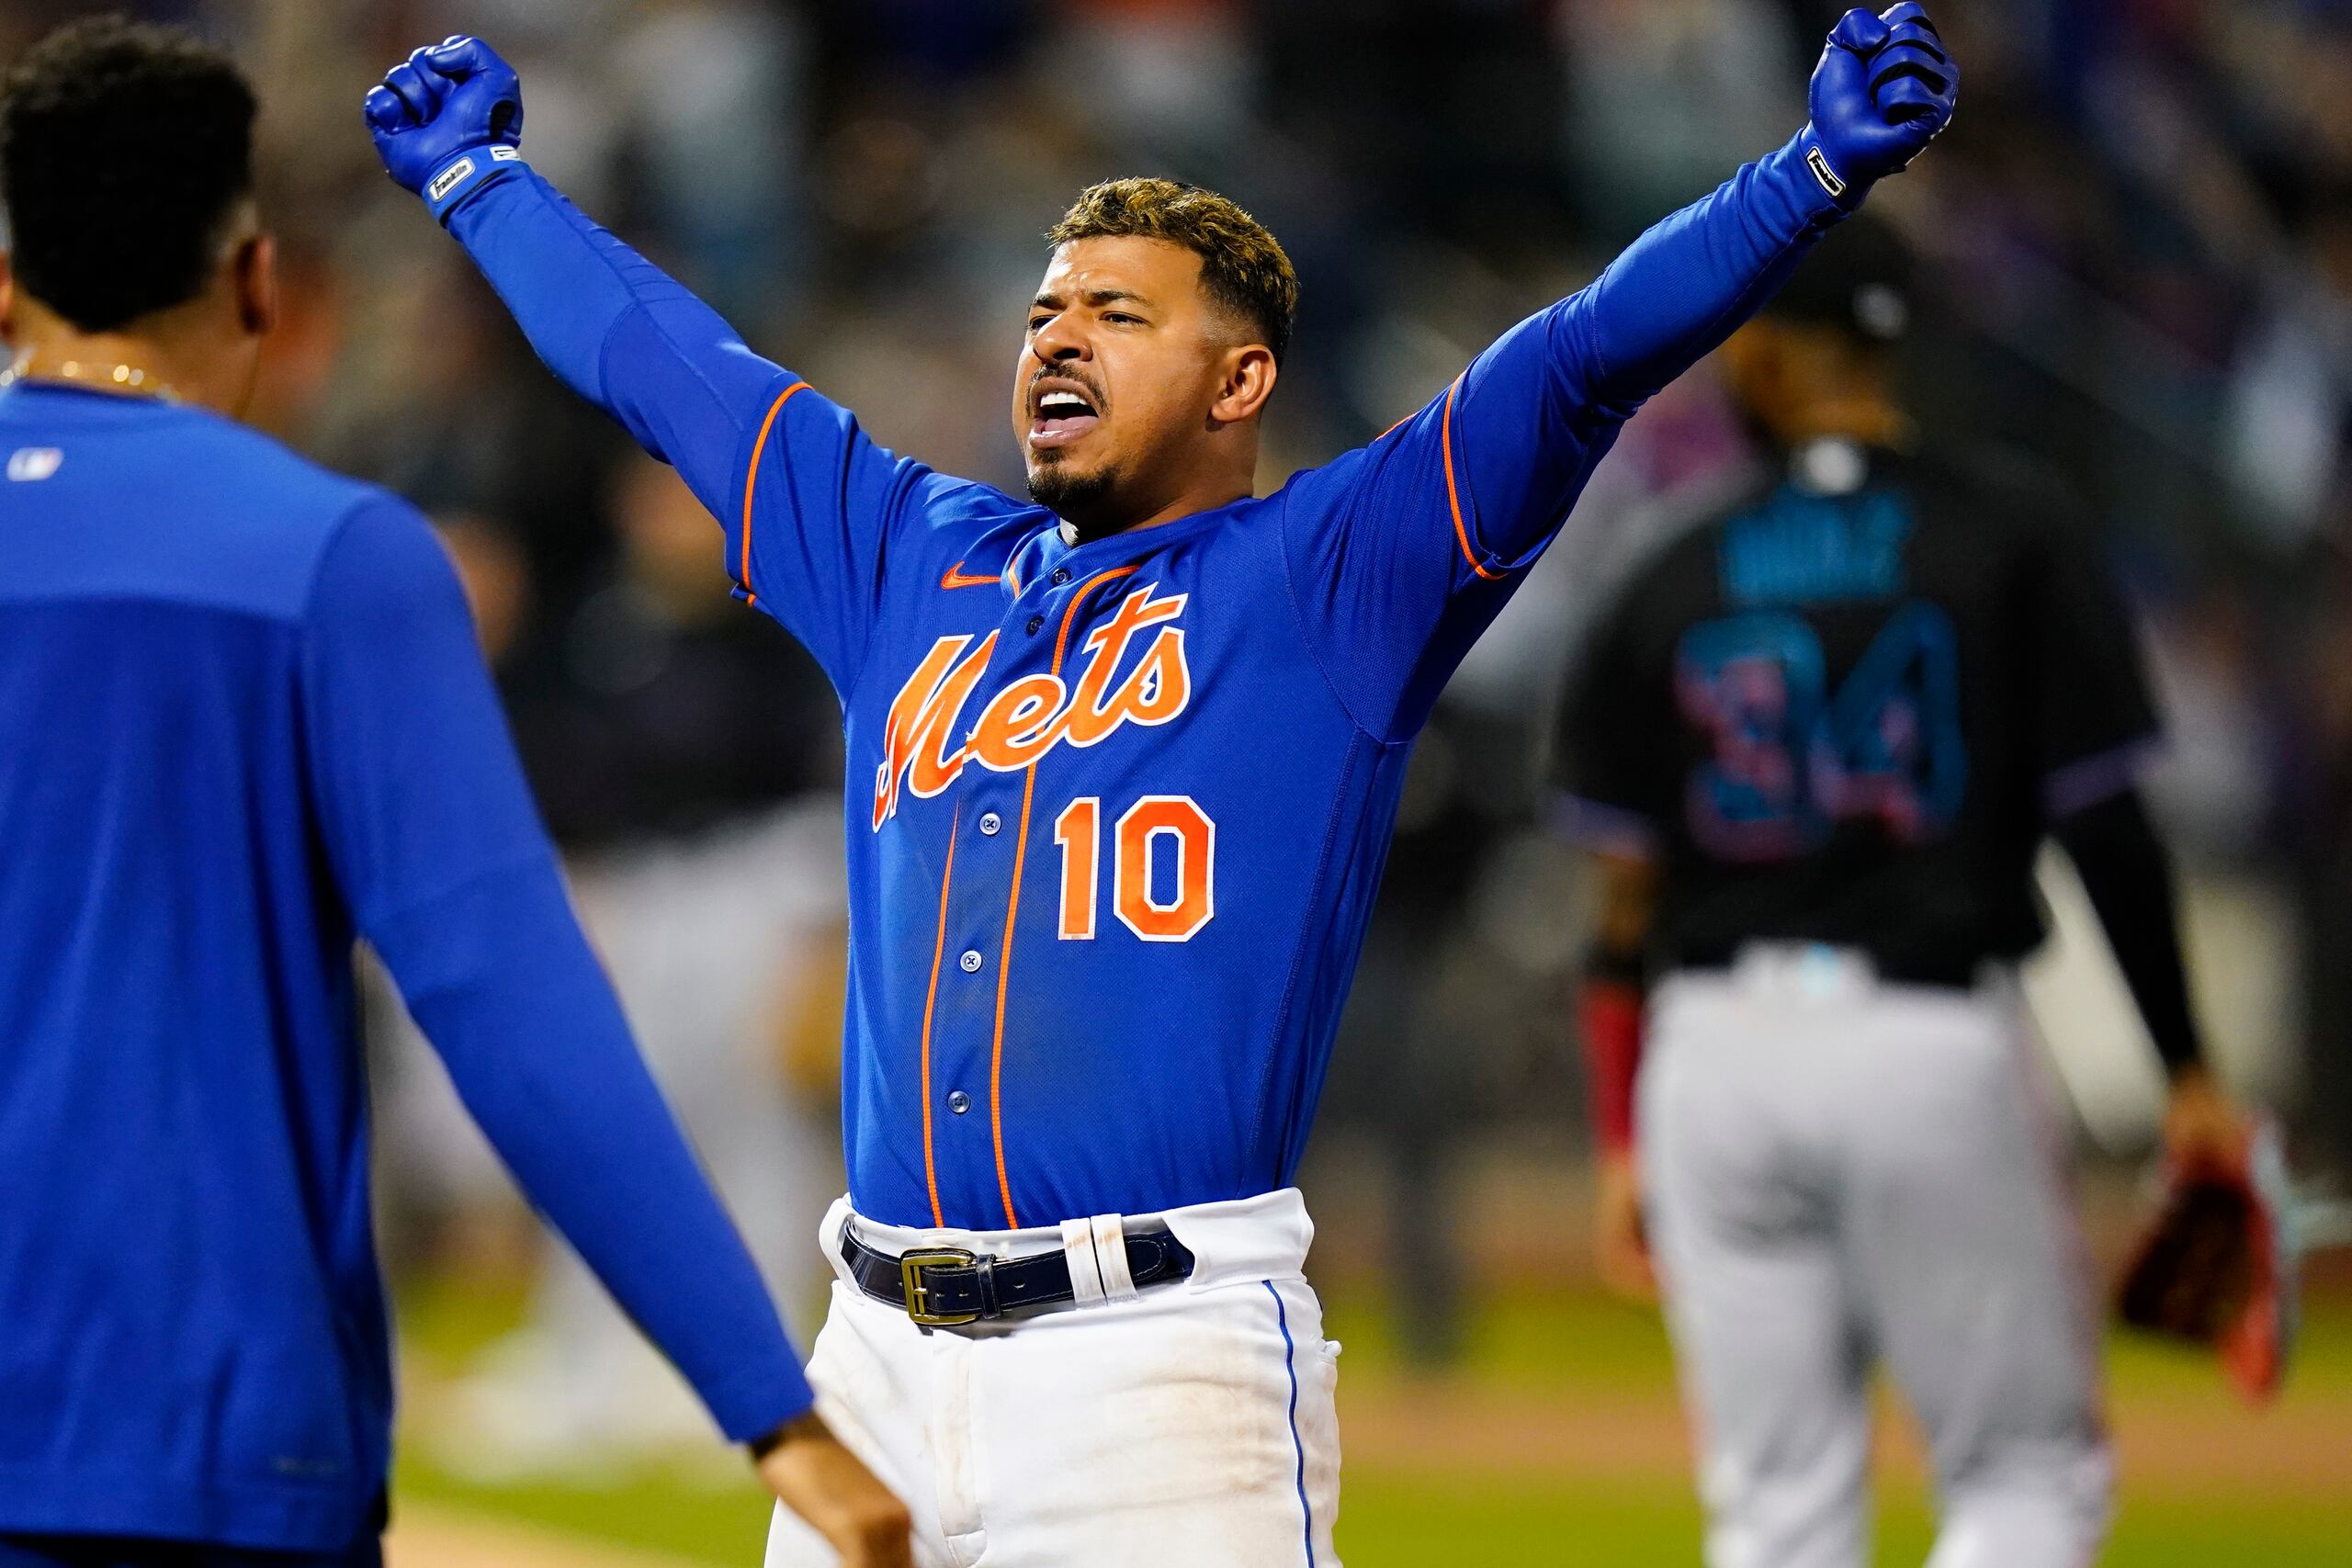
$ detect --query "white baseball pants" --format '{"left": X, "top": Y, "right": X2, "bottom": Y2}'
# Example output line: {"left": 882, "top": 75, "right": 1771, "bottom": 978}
{"left": 1642, "top": 948, "right": 2112, "bottom": 1568}
{"left": 763, "top": 1189, "right": 1341, "bottom": 1568}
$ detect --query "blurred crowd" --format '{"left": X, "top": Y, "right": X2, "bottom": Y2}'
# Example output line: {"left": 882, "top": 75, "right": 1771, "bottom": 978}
{"left": 6, "top": 0, "right": 2348, "bottom": 1416}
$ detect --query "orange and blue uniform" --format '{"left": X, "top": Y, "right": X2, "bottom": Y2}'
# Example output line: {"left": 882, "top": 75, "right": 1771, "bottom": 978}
{"left": 442, "top": 128, "right": 1859, "bottom": 1233}
{"left": 366, "top": 15, "right": 1962, "bottom": 1560}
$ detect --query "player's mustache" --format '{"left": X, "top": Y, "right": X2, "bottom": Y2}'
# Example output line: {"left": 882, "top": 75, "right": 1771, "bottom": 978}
{"left": 1029, "top": 367, "right": 1106, "bottom": 413}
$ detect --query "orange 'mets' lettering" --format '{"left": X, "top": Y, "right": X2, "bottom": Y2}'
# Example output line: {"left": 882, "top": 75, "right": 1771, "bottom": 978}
{"left": 871, "top": 584, "right": 1193, "bottom": 828}
{"left": 872, "top": 633, "right": 994, "bottom": 829}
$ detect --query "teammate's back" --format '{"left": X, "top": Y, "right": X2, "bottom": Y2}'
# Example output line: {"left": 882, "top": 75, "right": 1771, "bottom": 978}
{"left": 0, "top": 387, "right": 414, "bottom": 1530}
{"left": 0, "top": 20, "right": 910, "bottom": 1564}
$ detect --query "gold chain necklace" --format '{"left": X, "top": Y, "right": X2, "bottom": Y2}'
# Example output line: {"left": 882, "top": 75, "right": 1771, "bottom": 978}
{"left": 0, "top": 351, "right": 180, "bottom": 404}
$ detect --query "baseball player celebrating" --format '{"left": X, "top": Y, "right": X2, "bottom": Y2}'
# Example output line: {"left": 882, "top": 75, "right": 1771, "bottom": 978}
{"left": 1555, "top": 217, "right": 2246, "bottom": 1568}
{"left": 366, "top": 9, "right": 1957, "bottom": 1562}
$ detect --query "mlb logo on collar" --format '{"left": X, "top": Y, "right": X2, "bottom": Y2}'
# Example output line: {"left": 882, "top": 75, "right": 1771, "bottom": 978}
{"left": 7, "top": 447, "right": 64, "bottom": 482}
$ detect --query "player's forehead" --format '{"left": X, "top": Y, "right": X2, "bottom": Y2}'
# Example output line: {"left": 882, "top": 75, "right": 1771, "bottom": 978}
{"left": 1034, "top": 235, "right": 1204, "bottom": 311}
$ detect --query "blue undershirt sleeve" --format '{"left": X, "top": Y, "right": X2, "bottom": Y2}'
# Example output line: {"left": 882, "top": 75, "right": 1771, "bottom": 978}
{"left": 1282, "top": 132, "right": 1848, "bottom": 740}
{"left": 299, "top": 497, "right": 814, "bottom": 1441}
{"left": 445, "top": 168, "right": 911, "bottom": 693}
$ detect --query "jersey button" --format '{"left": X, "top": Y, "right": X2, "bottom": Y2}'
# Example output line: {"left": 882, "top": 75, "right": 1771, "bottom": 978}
{"left": 979, "top": 812, "right": 1002, "bottom": 836}
{"left": 959, "top": 949, "right": 983, "bottom": 973}
{"left": 947, "top": 1090, "right": 972, "bottom": 1115}
{"left": 1051, "top": 568, "right": 1071, "bottom": 585}
{"left": 1025, "top": 615, "right": 1044, "bottom": 635}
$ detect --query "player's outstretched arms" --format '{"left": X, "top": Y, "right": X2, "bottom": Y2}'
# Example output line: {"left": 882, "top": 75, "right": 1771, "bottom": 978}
{"left": 1572, "top": 4, "right": 1957, "bottom": 411}
{"left": 363, "top": 36, "right": 772, "bottom": 502}
{"left": 1359, "top": 5, "right": 1957, "bottom": 649}
{"left": 366, "top": 36, "right": 907, "bottom": 692}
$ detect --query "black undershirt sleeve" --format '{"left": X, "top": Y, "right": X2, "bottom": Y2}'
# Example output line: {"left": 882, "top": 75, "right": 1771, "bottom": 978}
{"left": 2050, "top": 786, "right": 2205, "bottom": 1078}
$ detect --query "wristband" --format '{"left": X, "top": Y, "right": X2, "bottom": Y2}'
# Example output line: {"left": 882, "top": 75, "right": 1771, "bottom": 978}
{"left": 1579, "top": 975, "right": 1646, "bottom": 1159}
{"left": 423, "top": 143, "right": 525, "bottom": 225}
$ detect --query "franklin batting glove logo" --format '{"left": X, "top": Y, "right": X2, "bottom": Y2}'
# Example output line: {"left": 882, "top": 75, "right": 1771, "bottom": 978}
{"left": 426, "top": 156, "right": 478, "bottom": 203}
{"left": 1805, "top": 145, "right": 1847, "bottom": 198}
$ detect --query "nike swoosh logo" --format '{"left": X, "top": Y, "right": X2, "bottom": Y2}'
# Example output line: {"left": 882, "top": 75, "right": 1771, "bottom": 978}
{"left": 940, "top": 562, "right": 1000, "bottom": 590}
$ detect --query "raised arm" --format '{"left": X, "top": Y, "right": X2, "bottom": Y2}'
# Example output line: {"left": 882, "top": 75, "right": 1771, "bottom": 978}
{"left": 1455, "top": 4, "right": 1958, "bottom": 562}
{"left": 1569, "top": 7, "right": 1955, "bottom": 412}
{"left": 1283, "top": 6, "right": 1957, "bottom": 739}
{"left": 365, "top": 40, "right": 773, "bottom": 508}
{"left": 365, "top": 38, "right": 919, "bottom": 694}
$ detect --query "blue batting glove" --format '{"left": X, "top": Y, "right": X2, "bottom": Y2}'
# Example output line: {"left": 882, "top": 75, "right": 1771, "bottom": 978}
{"left": 1802, "top": 4, "right": 1958, "bottom": 203}
{"left": 364, "top": 35, "right": 526, "bottom": 224}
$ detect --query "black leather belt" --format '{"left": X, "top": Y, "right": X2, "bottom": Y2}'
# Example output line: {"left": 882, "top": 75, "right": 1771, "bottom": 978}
{"left": 842, "top": 1225, "right": 1195, "bottom": 1326}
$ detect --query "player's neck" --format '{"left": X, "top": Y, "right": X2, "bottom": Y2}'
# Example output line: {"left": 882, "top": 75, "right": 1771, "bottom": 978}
{"left": 1093, "top": 486, "right": 1254, "bottom": 543}
{"left": 1060, "top": 451, "right": 1259, "bottom": 543}
{"left": 7, "top": 294, "right": 254, "bottom": 418}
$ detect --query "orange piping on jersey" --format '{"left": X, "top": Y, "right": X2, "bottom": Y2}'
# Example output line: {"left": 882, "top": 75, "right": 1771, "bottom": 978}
{"left": 1051, "top": 567, "right": 1136, "bottom": 671}
{"left": 987, "top": 563, "right": 1140, "bottom": 1229}
{"left": 919, "top": 815, "right": 960, "bottom": 1228}
{"left": 1441, "top": 376, "right": 1504, "bottom": 581}
{"left": 989, "top": 764, "right": 1042, "bottom": 1230}
{"left": 941, "top": 561, "right": 1000, "bottom": 591}
{"left": 739, "top": 381, "right": 812, "bottom": 605}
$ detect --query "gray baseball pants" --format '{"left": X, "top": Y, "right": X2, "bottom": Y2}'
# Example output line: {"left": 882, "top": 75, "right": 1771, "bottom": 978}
{"left": 1641, "top": 946, "right": 2112, "bottom": 1568}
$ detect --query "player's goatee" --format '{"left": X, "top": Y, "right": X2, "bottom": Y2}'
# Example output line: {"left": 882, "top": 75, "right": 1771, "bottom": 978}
{"left": 1026, "top": 459, "right": 1119, "bottom": 521}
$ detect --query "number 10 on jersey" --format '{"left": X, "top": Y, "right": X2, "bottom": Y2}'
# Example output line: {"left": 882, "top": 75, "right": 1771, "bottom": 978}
{"left": 1053, "top": 795, "right": 1216, "bottom": 942}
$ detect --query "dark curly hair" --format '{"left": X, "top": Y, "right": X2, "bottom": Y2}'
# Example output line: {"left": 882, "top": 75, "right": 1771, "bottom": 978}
{"left": 1048, "top": 178, "right": 1299, "bottom": 366}
{"left": 0, "top": 17, "right": 255, "bottom": 333}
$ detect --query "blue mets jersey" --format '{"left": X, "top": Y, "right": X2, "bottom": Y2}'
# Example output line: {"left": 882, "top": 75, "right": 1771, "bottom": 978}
{"left": 447, "top": 130, "right": 1855, "bottom": 1231}
{"left": 0, "top": 383, "right": 808, "bottom": 1551}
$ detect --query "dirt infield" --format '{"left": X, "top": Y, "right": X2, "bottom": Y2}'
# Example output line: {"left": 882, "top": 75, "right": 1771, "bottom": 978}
{"left": 1340, "top": 1367, "right": 2352, "bottom": 1501}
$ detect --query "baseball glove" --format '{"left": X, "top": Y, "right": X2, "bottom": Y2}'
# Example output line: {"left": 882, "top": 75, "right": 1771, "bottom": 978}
{"left": 2115, "top": 1119, "right": 2299, "bottom": 1404}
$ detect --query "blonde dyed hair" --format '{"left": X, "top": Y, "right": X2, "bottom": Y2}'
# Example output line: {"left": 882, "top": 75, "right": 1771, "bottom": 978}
{"left": 1046, "top": 178, "right": 1299, "bottom": 364}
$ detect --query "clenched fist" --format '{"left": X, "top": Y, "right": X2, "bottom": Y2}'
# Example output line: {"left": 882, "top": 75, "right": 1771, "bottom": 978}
{"left": 1805, "top": 4, "right": 1959, "bottom": 198}
{"left": 363, "top": 36, "right": 525, "bottom": 223}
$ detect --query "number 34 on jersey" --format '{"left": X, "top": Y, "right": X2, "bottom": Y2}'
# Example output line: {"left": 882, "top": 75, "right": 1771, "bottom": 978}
{"left": 872, "top": 580, "right": 1216, "bottom": 944}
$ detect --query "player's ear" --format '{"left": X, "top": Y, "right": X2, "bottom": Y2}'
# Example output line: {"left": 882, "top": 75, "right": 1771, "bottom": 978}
{"left": 232, "top": 232, "right": 280, "bottom": 340}
{"left": 1207, "top": 343, "right": 1277, "bottom": 428}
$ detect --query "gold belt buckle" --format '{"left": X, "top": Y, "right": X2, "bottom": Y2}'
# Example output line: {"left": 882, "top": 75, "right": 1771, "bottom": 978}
{"left": 898, "top": 1247, "right": 981, "bottom": 1326}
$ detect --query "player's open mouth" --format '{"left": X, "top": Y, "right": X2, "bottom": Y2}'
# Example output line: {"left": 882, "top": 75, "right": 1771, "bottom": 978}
{"left": 1028, "top": 381, "right": 1102, "bottom": 450}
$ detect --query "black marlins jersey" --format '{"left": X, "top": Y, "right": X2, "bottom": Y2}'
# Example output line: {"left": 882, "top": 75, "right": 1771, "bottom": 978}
{"left": 1553, "top": 442, "right": 2161, "bottom": 980}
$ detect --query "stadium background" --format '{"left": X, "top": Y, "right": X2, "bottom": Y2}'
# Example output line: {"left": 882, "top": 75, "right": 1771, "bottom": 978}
{"left": 6, "top": 0, "right": 2348, "bottom": 1562}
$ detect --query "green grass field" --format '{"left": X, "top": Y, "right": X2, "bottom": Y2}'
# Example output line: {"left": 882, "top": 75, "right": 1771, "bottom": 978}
{"left": 393, "top": 1284, "right": 2352, "bottom": 1565}
{"left": 393, "top": 1466, "right": 2352, "bottom": 1567}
